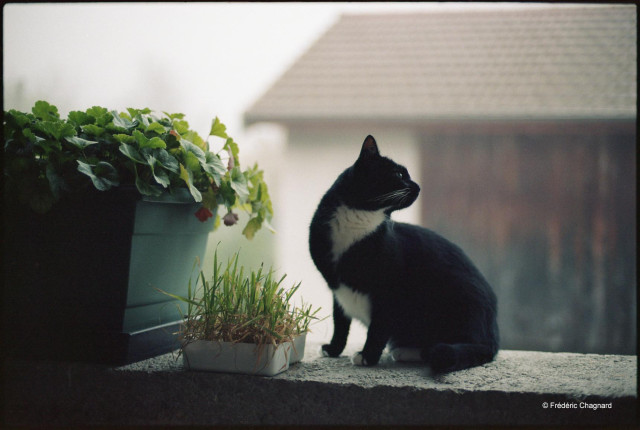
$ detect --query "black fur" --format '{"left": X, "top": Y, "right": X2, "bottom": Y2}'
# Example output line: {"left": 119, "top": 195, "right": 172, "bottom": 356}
{"left": 309, "top": 135, "right": 499, "bottom": 373}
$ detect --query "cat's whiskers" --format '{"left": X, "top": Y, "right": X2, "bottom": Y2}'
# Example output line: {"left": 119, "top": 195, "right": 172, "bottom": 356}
{"left": 371, "top": 188, "right": 411, "bottom": 205}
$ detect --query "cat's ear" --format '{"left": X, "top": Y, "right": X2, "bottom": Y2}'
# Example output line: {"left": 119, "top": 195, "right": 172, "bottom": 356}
{"left": 358, "top": 135, "right": 380, "bottom": 162}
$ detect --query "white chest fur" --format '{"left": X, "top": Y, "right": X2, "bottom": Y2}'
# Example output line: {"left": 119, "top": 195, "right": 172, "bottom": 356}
{"left": 329, "top": 205, "right": 386, "bottom": 262}
{"left": 334, "top": 284, "right": 372, "bottom": 326}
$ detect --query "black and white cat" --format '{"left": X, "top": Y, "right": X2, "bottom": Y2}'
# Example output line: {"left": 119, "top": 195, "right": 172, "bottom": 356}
{"left": 309, "top": 135, "right": 499, "bottom": 374}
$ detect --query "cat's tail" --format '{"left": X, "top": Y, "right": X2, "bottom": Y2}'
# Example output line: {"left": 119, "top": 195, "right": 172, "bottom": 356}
{"left": 422, "top": 343, "right": 498, "bottom": 374}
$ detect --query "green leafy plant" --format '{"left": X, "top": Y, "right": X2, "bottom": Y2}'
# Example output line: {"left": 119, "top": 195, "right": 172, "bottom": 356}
{"left": 3, "top": 100, "right": 273, "bottom": 239}
{"left": 159, "top": 249, "right": 322, "bottom": 348}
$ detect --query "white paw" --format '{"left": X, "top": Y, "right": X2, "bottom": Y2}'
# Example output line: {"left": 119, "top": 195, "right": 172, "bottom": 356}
{"left": 321, "top": 347, "right": 329, "bottom": 357}
{"left": 351, "top": 352, "right": 367, "bottom": 366}
{"left": 390, "top": 347, "right": 423, "bottom": 362}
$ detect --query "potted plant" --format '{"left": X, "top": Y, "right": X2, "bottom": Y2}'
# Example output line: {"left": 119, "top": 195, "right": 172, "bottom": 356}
{"left": 161, "top": 250, "right": 321, "bottom": 376}
{"left": 3, "top": 101, "right": 273, "bottom": 364}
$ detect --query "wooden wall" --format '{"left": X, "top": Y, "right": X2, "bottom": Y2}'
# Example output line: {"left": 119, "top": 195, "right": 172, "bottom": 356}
{"left": 419, "top": 122, "right": 636, "bottom": 354}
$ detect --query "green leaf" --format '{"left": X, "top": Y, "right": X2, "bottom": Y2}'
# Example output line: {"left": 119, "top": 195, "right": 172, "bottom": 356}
{"left": 179, "top": 164, "right": 202, "bottom": 202}
{"left": 172, "top": 119, "right": 190, "bottom": 135}
{"left": 201, "top": 152, "right": 226, "bottom": 186}
{"left": 163, "top": 111, "right": 185, "bottom": 120}
{"left": 68, "top": 110, "right": 93, "bottom": 127}
{"left": 245, "top": 163, "right": 265, "bottom": 200}
{"left": 119, "top": 111, "right": 133, "bottom": 121}
{"left": 242, "top": 216, "right": 263, "bottom": 240}
{"left": 209, "top": 116, "right": 228, "bottom": 139}
{"left": 145, "top": 153, "right": 170, "bottom": 188}
{"left": 145, "top": 121, "right": 166, "bottom": 134}
{"left": 32, "top": 100, "right": 60, "bottom": 121}
{"left": 86, "top": 106, "right": 111, "bottom": 126}
{"left": 86, "top": 106, "right": 108, "bottom": 118}
{"left": 218, "top": 180, "right": 236, "bottom": 208}
{"left": 201, "top": 187, "right": 218, "bottom": 211}
{"left": 33, "top": 139, "right": 62, "bottom": 154}
{"left": 127, "top": 107, "right": 151, "bottom": 118}
{"left": 60, "top": 122, "right": 77, "bottom": 139}
{"left": 223, "top": 138, "right": 240, "bottom": 167}
{"left": 152, "top": 149, "right": 180, "bottom": 173}
{"left": 230, "top": 166, "right": 249, "bottom": 202}
{"left": 81, "top": 124, "right": 105, "bottom": 137}
{"left": 135, "top": 113, "right": 150, "bottom": 129}
{"left": 113, "top": 134, "right": 136, "bottom": 144}
{"left": 34, "top": 121, "right": 76, "bottom": 140}
{"left": 181, "top": 139, "right": 206, "bottom": 167}
{"left": 111, "top": 111, "right": 137, "bottom": 131}
{"left": 119, "top": 143, "right": 146, "bottom": 164}
{"left": 243, "top": 164, "right": 273, "bottom": 224}
{"left": 260, "top": 183, "right": 274, "bottom": 218}
{"left": 142, "top": 136, "right": 167, "bottom": 150}
{"left": 8, "top": 109, "right": 34, "bottom": 128}
{"left": 134, "top": 167, "right": 163, "bottom": 197}
{"left": 182, "top": 130, "right": 207, "bottom": 152}
{"left": 184, "top": 151, "right": 201, "bottom": 172}
{"left": 91, "top": 162, "right": 120, "bottom": 188}
{"left": 132, "top": 129, "right": 150, "bottom": 147}
{"left": 65, "top": 136, "right": 98, "bottom": 149}
{"left": 77, "top": 160, "right": 119, "bottom": 191}
{"left": 22, "top": 128, "right": 45, "bottom": 144}
{"left": 153, "top": 167, "right": 170, "bottom": 188}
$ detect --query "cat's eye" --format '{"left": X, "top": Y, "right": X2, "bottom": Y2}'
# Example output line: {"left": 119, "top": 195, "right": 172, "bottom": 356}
{"left": 395, "top": 172, "right": 404, "bottom": 179}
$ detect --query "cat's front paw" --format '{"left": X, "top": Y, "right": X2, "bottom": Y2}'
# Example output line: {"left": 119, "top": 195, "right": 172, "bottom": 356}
{"left": 321, "top": 343, "right": 343, "bottom": 358}
{"left": 351, "top": 352, "right": 367, "bottom": 366}
{"left": 350, "top": 351, "right": 380, "bottom": 366}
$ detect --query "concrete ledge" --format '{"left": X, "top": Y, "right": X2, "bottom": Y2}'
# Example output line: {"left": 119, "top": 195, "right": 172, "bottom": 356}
{"left": 3, "top": 341, "right": 637, "bottom": 426}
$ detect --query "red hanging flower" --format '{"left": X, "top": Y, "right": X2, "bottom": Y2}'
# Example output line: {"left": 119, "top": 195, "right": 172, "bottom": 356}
{"left": 194, "top": 206, "right": 214, "bottom": 222}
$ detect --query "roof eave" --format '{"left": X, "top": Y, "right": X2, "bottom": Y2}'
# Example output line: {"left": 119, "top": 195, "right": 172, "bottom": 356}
{"left": 244, "top": 113, "right": 637, "bottom": 129}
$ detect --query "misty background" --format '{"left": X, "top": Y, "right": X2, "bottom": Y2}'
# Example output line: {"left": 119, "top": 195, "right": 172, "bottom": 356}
{"left": 4, "top": 2, "right": 636, "bottom": 355}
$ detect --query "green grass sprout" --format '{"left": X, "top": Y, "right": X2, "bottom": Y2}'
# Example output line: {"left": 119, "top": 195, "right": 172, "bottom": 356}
{"left": 158, "top": 249, "right": 323, "bottom": 351}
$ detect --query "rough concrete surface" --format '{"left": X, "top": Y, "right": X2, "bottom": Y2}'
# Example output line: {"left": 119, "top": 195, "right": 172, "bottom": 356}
{"left": 3, "top": 340, "right": 637, "bottom": 426}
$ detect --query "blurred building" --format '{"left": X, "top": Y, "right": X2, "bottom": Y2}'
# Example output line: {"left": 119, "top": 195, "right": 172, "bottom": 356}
{"left": 244, "top": 5, "right": 636, "bottom": 354}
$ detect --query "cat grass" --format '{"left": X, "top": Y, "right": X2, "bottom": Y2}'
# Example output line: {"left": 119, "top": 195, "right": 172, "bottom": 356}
{"left": 160, "top": 249, "right": 321, "bottom": 348}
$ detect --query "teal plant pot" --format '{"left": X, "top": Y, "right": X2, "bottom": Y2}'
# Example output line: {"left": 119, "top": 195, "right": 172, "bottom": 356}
{"left": 3, "top": 188, "right": 213, "bottom": 364}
